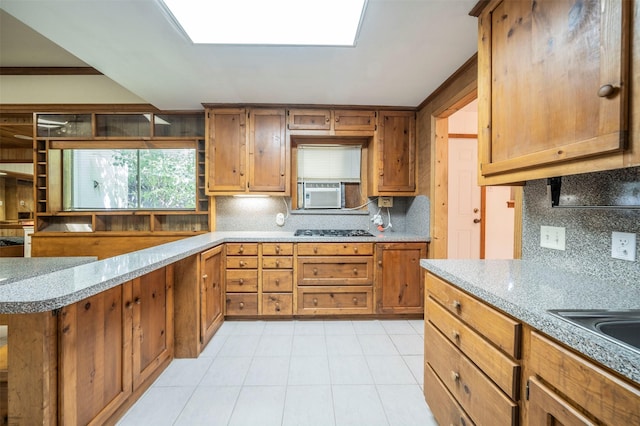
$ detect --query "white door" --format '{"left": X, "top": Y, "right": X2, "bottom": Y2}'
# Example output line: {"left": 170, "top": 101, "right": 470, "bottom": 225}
{"left": 447, "top": 137, "right": 481, "bottom": 259}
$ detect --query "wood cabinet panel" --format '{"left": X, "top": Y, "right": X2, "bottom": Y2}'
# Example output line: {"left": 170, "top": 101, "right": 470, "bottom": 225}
{"left": 263, "top": 270, "right": 293, "bottom": 292}
{"left": 334, "top": 110, "right": 376, "bottom": 131}
{"left": 226, "top": 243, "right": 258, "bottom": 255}
{"left": 262, "top": 293, "right": 293, "bottom": 315}
{"left": 427, "top": 297, "right": 520, "bottom": 399}
{"left": 425, "top": 322, "right": 518, "bottom": 426}
{"left": 375, "top": 242, "right": 426, "bottom": 314}
{"left": 225, "top": 270, "right": 258, "bottom": 292}
{"left": 529, "top": 331, "right": 640, "bottom": 425}
{"left": 206, "top": 108, "right": 246, "bottom": 192}
{"left": 424, "top": 363, "right": 475, "bottom": 426}
{"left": 248, "top": 109, "right": 287, "bottom": 192}
{"left": 527, "top": 377, "right": 595, "bottom": 426}
{"left": 200, "top": 245, "right": 224, "bottom": 347}
{"left": 225, "top": 293, "right": 258, "bottom": 315}
{"left": 58, "top": 285, "right": 132, "bottom": 426}
{"left": 426, "top": 273, "right": 521, "bottom": 358}
{"left": 131, "top": 267, "right": 173, "bottom": 390}
{"left": 262, "top": 243, "right": 293, "bottom": 256}
{"left": 371, "top": 111, "right": 416, "bottom": 194}
{"left": 297, "top": 256, "right": 374, "bottom": 286}
{"left": 476, "top": 0, "right": 631, "bottom": 183}
{"left": 297, "top": 242, "right": 374, "bottom": 256}
{"left": 297, "top": 286, "right": 373, "bottom": 315}
{"left": 287, "top": 109, "right": 332, "bottom": 131}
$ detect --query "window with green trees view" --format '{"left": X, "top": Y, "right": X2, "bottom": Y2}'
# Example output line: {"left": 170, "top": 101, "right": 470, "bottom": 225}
{"left": 63, "top": 149, "right": 196, "bottom": 210}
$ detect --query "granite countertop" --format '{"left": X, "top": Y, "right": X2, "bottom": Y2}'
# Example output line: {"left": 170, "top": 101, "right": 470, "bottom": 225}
{"left": 0, "top": 257, "right": 97, "bottom": 284}
{"left": 0, "top": 231, "right": 428, "bottom": 314}
{"left": 420, "top": 259, "right": 640, "bottom": 385}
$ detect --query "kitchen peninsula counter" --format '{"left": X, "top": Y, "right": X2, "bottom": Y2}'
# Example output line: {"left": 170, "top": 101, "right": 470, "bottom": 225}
{"left": 0, "top": 231, "right": 428, "bottom": 314}
{"left": 420, "top": 259, "right": 640, "bottom": 385}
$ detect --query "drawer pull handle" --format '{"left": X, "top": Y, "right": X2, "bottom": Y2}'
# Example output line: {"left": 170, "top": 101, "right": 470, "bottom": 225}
{"left": 452, "top": 331, "right": 460, "bottom": 341}
{"left": 239, "top": 261, "right": 245, "bottom": 267}
{"left": 597, "top": 84, "right": 616, "bottom": 98}
{"left": 353, "top": 247, "right": 358, "bottom": 253}
{"left": 378, "top": 260, "right": 382, "bottom": 267}
{"left": 313, "top": 268, "right": 318, "bottom": 275}
{"left": 276, "top": 260, "right": 280, "bottom": 267}
{"left": 313, "top": 247, "right": 318, "bottom": 253}
{"left": 352, "top": 297, "right": 358, "bottom": 305}
{"left": 353, "top": 268, "right": 358, "bottom": 275}
{"left": 239, "top": 278, "right": 244, "bottom": 285}
{"left": 239, "top": 302, "right": 245, "bottom": 309}
{"left": 452, "top": 300, "right": 461, "bottom": 310}
{"left": 275, "top": 246, "right": 280, "bottom": 253}
{"left": 451, "top": 371, "right": 460, "bottom": 382}
{"left": 202, "top": 274, "right": 208, "bottom": 280}
{"left": 238, "top": 246, "right": 244, "bottom": 253}
{"left": 313, "top": 298, "right": 318, "bottom": 306}
{"left": 275, "top": 279, "right": 280, "bottom": 285}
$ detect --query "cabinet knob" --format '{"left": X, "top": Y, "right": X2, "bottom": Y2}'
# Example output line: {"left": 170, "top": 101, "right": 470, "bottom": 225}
{"left": 452, "top": 300, "right": 461, "bottom": 310}
{"left": 202, "top": 274, "right": 208, "bottom": 280}
{"left": 313, "top": 268, "right": 318, "bottom": 275}
{"left": 352, "top": 297, "right": 358, "bottom": 305}
{"left": 275, "top": 279, "right": 280, "bottom": 285}
{"left": 451, "top": 371, "right": 460, "bottom": 382}
{"left": 473, "top": 218, "right": 481, "bottom": 224}
{"left": 597, "top": 84, "right": 616, "bottom": 98}
{"left": 239, "top": 278, "right": 244, "bottom": 285}
{"left": 378, "top": 260, "right": 383, "bottom": 267}
{"left": 313, "top": 298, "right": 318, "bottom": 306}
{"left": 353, "top": 247, "right": 358, "bottom": 253}
{"left": 325, "top": 117, "right": 330, "bottom": 123}
{"left": 276, "top": 260, "right": 280, "bottom": 267}
{"left": 452, "top": 331, "right": 460, "bottom": 341}
{"left": 353, "top": 268, "right": 358, "bottom": 275}
{"left": 239, "top": 261, "right": 245, "bottom": 267}
{"left": 275, "top": 245, "right": 280, "bottom": 253}
{"left": 239, "top": 302, "right": 244, "bottom": 309}
{"left": 313, "top": 247, "right": 318, "bottom": 253}
{"left": 238, "top": 246, "right": 244, "bottom": 253}
{"left": 135, "top": 297, "right": 141, "bottom": 305}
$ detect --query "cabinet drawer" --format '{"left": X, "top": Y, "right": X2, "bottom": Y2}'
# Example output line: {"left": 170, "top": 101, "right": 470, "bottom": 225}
{"left": 225, "top": 293, "right": 258, "bottom": 316}
{"left": 297, "top": 286, "right": 373, "bottom": 315}
{"left": 226, "top": 256, "right": 258, "bottom": 269}
{"left": 334, "top": 110, "right": 376, "bottom": 131}
{"left": 263, "top": 270, "right": 293, "bottom": 292}
{"left": 226, "top": 243, "right": 258, "bottom": 256}
{"left": 425, "top": 323, "right": 518, "bottom": 426}
{"left": 262, "top": 243, "right": 293, "bottom": 256}
{"left": 297, "top": 257, "right": 373, "bottom": 286}
{"left": 427, "top": 297, "right": 520, "bottom": 399}
{"left": 297, "top": 243, "right": 373, "bottom": 256}
{"left": 424, "top": 363, "right": 475, "bottom": 426}
{"left": 262, "top": 257, "right": 293, "bottom": 269}
{"left": 287, "top": 109, "right": 331, "bottom": 130}
{"left": 530, "top": 331, "right": 640, "bottom": 425}
{"left": 225, "top": 270, "right": 258, "bottom": 292}
{"left": 262, "top": 293, "right": 293, "bottom": 315}
{"left": 426, "top": 273, "right": 521, "bottom": 358}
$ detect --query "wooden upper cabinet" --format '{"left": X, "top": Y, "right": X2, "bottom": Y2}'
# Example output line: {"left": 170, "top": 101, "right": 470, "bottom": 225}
{"left": 206, "top": 108, "right": 246, "bottom": 193}
{"left": 370, "top": 110, "right": 417, "bottom": 195}
{"left": 287, "top": 108, "right": 376, "bottom": 135}
{"left": 206, "top": 108, "right": 288, "bottom": 195}
{"left": 476, "top": 0, "right": 632, "bottom": 184}
{"left": 249, "top": 109, "right": 287, "bottom": 193}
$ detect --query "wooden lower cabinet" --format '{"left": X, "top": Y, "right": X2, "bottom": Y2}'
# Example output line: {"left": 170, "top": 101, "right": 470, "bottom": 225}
{"left": 375, "top": 242, "right": 426, "bottom": 314}
{"left": 424, "top": 362, "right": 474, "bottom": 426}
{"left": 262, "top": 293, "right": 293, "bottom": 315}
{"left": 297, "top": 286, "right": 373, "bottom": 315}
{"left": 58, "top": 266, "right": 173, "bottom": 425}
{"left": 527, "top": 330, "right": 640, "bottom": 425}
{"left": 200, "top": 245, "right": 224, "bottom": 348}
{"left": 58, "top": 285, "right": 132, "bottom": 426}
{"left": 226, "top": 293, "right": 259, "bottom": 315}
{"left": 225, "top": 243, "right": 259, "bottom": 317}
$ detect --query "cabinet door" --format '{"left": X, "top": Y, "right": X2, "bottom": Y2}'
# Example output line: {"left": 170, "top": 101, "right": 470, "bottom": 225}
{"left": 206, "top": 108, "right": 246, "bottom": 193}
{"left": 132, "top": 267, "right": 173, "bottom": 390}
{"left": 334, "top": 110, "right": 376, "bottom": 132}
{"left": 249, "top": 109, "right": 288, "bottom": 193}
{"left": 527, "top": 377, "right": 595, "bottom": 426}
{"left": 374, "top": 111, "right": 416, "bottom": 194}
{"left": 200, "top": 245, "right": 224, "bottom": 347}
{"left": 478, "top": 0, "right": 629, "bottom": 183}
{"left": 58, "top": 284, "right": 133, "bottom": 426}
{"left": 376, "top": 243, "right": 426, "bottom": 314}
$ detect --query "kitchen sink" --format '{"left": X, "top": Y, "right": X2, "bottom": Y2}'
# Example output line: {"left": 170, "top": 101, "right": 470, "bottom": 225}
{"left": 548, "top": 309, "right": 640, "bottom": 353}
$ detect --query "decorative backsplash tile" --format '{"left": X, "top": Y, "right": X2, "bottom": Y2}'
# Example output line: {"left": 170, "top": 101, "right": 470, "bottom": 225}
{"left": 522, "top": 167, "right": 640, "bottom": 285}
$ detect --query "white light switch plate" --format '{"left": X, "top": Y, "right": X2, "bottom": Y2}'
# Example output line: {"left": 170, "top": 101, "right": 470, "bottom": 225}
{"left": 540, "top": 225, "right": 566, "bottom": 250}
{"left": 611, "top": 231, "right": 636, "bottom": 261}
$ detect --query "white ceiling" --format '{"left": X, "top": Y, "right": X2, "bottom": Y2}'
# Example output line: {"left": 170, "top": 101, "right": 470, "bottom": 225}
{"left": 0, "top": 0, "right": 479, "bottom": 111}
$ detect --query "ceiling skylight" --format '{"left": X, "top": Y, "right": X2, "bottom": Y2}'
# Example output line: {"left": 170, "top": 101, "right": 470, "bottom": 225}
{"left": 160, "top": 0, "right": 367, "bottom": 46}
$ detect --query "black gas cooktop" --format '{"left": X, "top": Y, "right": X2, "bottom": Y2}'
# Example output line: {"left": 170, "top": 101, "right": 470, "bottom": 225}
{"left": 294, "top": 229, "right": 375, "bottom": 237}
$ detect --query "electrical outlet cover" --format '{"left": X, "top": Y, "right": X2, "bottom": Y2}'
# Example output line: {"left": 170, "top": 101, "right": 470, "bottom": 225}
{"left": 275, "top": 213, "right": 285, "bottom": 226}
{"left": 611, "top": 231, "right": 636, "bottom": 261}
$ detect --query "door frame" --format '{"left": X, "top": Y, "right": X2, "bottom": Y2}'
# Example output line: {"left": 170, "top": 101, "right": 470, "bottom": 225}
{"left": 424, "top": 56, "right": 522, "bottom": 259}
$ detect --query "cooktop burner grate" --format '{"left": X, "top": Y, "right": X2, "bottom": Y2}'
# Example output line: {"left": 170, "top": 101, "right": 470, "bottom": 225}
{"left": 294, "top": 229, "right": 375, "bottom": 237}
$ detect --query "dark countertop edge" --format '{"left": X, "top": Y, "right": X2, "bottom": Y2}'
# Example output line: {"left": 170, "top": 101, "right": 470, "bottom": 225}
{"left": 0, "top": 232, "right": 429, "bottom": 314}
{"left": 420, "top": 260, "right": 640, "bottom": 386}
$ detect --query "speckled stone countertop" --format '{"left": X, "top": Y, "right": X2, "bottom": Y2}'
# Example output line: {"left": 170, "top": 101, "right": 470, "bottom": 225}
{"left": 0, "top": 231, "right": 427, "bottom": 314}
{"left": 420, "top": 259, "right": 640, "bottom": 385}
{"left": 0, "top": 257, "right": 97, "bottom": 284}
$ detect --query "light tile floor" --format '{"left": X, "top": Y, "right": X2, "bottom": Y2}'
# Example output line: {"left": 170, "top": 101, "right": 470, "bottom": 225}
{"left": 117, "top": 319, "right": 437, "bottom": 426}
